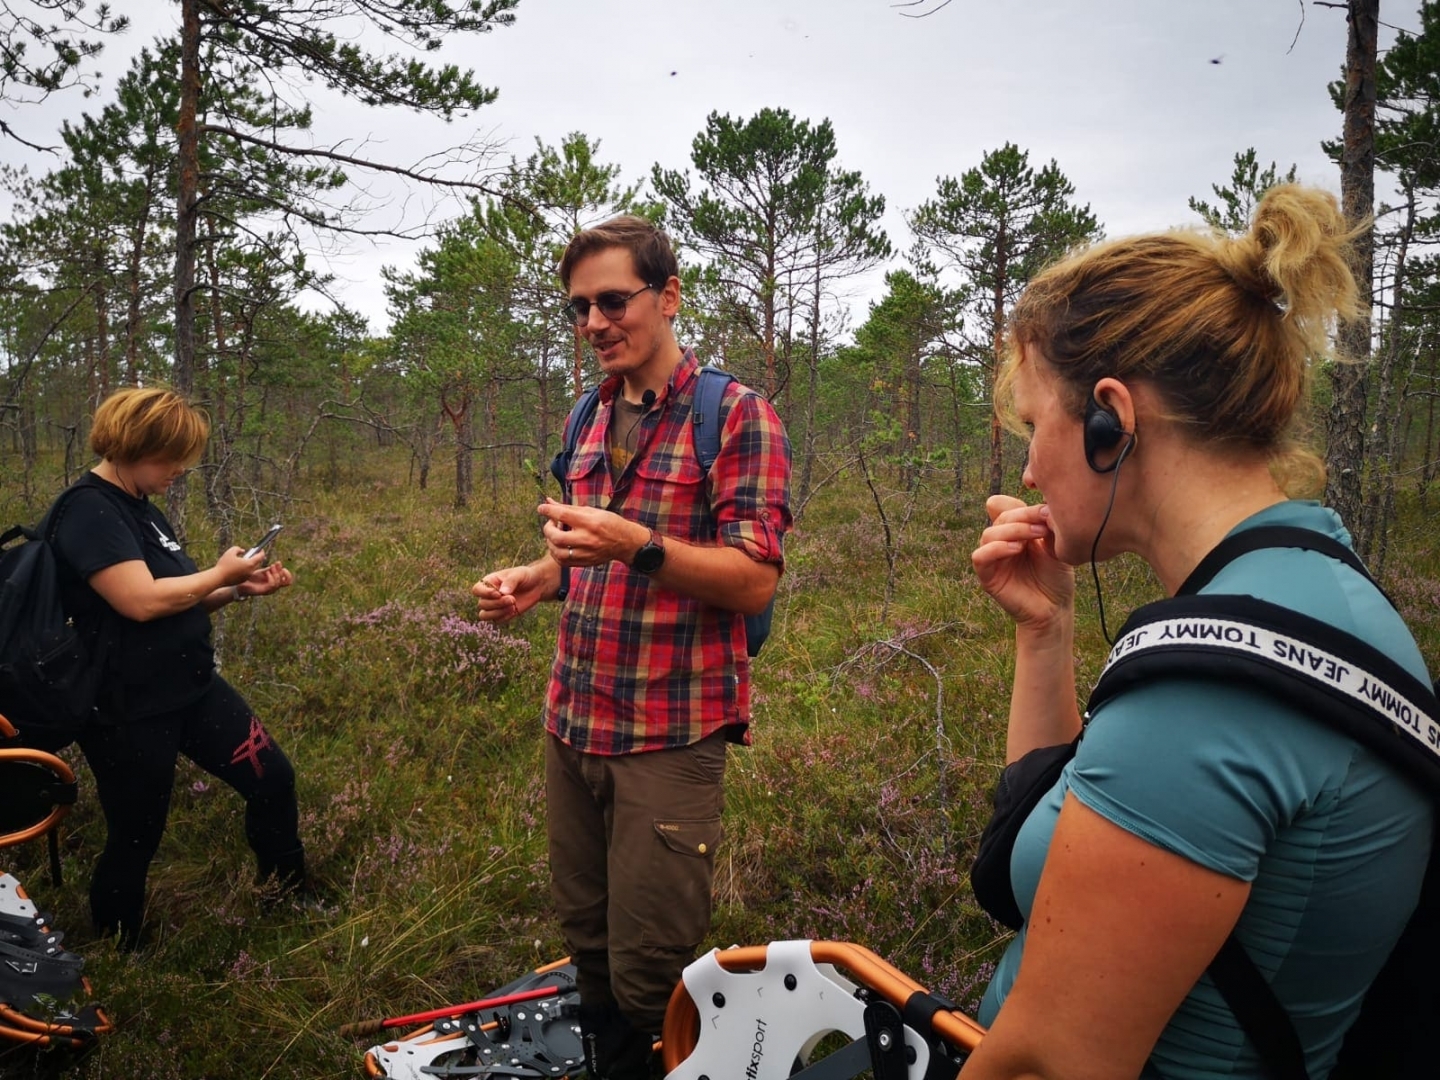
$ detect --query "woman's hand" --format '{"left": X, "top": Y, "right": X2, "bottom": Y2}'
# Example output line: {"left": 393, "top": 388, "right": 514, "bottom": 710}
{"left": 972, "top": 495, "right": 1075, "bottom": 632}
{"left": 216, "top": 546, "right": 268, "bottom": 586}
{"left": 240, "top": 561, "right": 294, "bottom": 598}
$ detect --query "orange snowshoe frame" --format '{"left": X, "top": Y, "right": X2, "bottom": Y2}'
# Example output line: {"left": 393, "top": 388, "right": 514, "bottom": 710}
{"left": 0, "top": 715, "right": 113, "bottom": 1050}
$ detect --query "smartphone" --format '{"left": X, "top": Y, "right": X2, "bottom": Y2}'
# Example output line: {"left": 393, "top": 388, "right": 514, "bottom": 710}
{"left": 244, "top": 524, "right": 283, "bottom": 559}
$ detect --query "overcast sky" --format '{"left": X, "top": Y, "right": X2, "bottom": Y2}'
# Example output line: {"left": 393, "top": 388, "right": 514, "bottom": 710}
{"left": 5, "top": 0, "right": 1421, "bottom": 335}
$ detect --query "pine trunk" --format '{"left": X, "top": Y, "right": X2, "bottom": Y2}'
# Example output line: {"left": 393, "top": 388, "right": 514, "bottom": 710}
{"left": 1324, "top": 0, "right": 1378, "bottom": 546}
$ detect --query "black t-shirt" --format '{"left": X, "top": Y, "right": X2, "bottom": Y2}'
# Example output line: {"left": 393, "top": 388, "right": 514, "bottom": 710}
{"left": 47, "top": 473, "right": 215, "bottom": 719}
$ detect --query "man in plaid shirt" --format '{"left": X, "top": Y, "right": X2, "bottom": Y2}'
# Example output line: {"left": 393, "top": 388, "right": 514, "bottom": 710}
{"left": 472, "top": 216, "right": 792, "bottom": 1080}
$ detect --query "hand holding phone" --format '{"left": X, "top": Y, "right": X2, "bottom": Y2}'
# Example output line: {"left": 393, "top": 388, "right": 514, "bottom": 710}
{"left": 244, "top": 523, "right": 283, "bottom": 559}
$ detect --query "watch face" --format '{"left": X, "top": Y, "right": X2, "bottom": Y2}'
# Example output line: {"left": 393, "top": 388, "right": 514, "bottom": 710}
{"left": 633, "top": 540, "right": 665, "bottom": 574}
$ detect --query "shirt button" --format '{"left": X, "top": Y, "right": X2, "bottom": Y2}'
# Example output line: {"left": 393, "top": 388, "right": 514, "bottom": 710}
{"left": 697, "top": 843, "right": 708, "bottom": 855}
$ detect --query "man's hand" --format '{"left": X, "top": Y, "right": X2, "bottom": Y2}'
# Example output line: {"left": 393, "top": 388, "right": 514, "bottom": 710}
{"left": 473, "top": 563, "right": 552, "bottom": 623}
{"left": 537, "top": 497, "right": 648, "bottom": 569}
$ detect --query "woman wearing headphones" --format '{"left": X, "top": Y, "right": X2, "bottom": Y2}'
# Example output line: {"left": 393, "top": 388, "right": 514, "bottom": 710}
{"left": 966, "top": 185, "right": 1433, "bottom": 1078}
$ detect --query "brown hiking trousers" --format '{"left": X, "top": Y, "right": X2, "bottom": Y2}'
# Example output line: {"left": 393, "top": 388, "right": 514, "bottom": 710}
{"left": 545, "top": 731, "right": 727, "bottom": 1033}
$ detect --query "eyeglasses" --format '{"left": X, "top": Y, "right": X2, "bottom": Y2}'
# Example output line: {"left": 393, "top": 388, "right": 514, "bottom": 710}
{"left": 562, "top": 284, "right": 656, "bottom": 326}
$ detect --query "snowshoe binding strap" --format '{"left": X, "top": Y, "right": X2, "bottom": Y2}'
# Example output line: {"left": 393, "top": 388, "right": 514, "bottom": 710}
{"left": 363, "top": 959, "right": 584, "bottom": 1080}
{"left": 0, "top": 873, "right": 111, "bottom": 1048}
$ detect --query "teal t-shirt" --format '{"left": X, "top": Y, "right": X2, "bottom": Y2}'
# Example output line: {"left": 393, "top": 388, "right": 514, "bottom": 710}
{"left": 978, "top": 502, "right": 1433, "bottom": 1079}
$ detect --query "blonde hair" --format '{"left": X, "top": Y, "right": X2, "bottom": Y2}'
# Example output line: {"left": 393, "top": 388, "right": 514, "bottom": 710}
{"left": 90, "top": 386, "right": 210, "bottom": 466}
{"left": 1000, "top": 184, "right": 1363, "bottom": 495}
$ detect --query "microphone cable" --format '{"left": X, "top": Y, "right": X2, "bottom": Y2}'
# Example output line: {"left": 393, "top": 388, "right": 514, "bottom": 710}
{"left": 614, "top": 389, "right": 657, "bottom": 476}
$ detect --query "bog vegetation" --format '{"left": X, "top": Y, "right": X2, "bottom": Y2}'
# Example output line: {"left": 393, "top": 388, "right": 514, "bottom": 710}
{"left": 0, "top": 449, "right": 1437, "bottom": 1079}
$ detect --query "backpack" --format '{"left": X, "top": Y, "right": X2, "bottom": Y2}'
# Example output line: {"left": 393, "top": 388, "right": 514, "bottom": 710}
{"left": 549, "top": 366, "right": 776, "bottom": 657}
{"left": 0, "top": 485, "right": 120, "bottom": 750}
{"left": 970, "top": 525, "right": 1439, "bottom": 1080}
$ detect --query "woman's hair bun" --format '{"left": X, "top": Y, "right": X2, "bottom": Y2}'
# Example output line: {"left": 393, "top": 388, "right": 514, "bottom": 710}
{"left": 1242, "top": 185, "right": 1361, "bottom": 350}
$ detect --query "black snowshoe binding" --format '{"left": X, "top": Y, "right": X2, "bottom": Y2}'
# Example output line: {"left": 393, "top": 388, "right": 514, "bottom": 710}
{"left": 0, "top": 872, "right": 111, "bottom": 1051}
{"left": 363, "top": 960, "right": 584, "bottom": 1080}
{"left": 0, "top": 721, "right": 111, "bottom": 1055}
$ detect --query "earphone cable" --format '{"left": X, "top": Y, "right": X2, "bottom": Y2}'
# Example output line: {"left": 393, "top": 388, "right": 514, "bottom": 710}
{"left": 1088, "top": 437, "right": 1133, "bottom": 646}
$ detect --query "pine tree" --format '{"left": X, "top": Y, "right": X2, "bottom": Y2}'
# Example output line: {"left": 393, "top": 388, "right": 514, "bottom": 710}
{"left": 653, "top": 108, "right": 888, "bottom": 401}
{"left": 909, "top": 143, "right": 1099, "bottom": 496}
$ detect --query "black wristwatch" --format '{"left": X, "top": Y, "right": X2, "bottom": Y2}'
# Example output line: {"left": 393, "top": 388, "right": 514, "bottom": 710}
{"left": 631, "top": 529, "right": 665, "bottom": 575}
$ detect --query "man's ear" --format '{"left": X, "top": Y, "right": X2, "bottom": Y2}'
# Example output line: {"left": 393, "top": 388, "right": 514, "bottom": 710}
{"left": 659, "top": 275, "right": 682, "bottom": 319}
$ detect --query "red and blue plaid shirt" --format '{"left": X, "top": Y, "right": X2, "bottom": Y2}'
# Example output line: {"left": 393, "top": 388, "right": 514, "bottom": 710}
{"left": 545, "top": 350, "right": 793, "bottom": 755}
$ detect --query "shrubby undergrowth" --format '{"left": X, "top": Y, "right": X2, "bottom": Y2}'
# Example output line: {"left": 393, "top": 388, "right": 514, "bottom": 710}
{"left": 1, "top": 457, "right": 1435, "bottom": 1078}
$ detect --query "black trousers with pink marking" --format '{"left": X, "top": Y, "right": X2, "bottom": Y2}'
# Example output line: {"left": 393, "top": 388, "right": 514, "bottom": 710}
{"left": 78, "top": 676, "right": 303, "bottom": 944}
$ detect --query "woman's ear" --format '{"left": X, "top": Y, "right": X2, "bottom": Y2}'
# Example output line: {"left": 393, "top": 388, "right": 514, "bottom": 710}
{"left": 1092, "top": 377, "right": 1137, "bottom": 436}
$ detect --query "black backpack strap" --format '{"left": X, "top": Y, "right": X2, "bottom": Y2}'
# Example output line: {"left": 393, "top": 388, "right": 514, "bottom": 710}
{"left": 1091, "top": 525, "right": 1431, "bottom": 1078}
{"left": 970, "top": 737, "right": 1079, "bottom": 930}
{"left": 551, "top": 388, "right": 601, "bottom": 602}
{"left": 1330, "top": 837, "right": 1440, "bottom": 1078}
{"left": 1178, "top": 525, "right": 1385, "bottom": 601}
{"left": 1207, "top": 936, "right": 1310, "bottom": 1080}
{"left": 1092, "top": 594, "right": 1440, "bottom": 788}
{"left": 40, "top": 477, "right": 142, "bottom": 548}
{"left": 1090, "top": 593, "right": 1437, "bottom": 1080}
{"left": 37, "top": 481, "right": 91, "bottom": 543}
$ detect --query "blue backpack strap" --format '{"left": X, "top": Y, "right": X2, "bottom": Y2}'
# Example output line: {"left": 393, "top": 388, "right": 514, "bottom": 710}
{"left": 551, "top": 387, "right": 601, "bottom": 491}
{"left": 551, "top": 387, "right": 601, "bottom": 602}
{"left": 551, "top": 369, "right": 777, "bottom": 657}
{"left": 692, "top": 366, "right": 735, "bottom": 472}
{"left": 693, "top": 366, "right": 777, "bottom": 658}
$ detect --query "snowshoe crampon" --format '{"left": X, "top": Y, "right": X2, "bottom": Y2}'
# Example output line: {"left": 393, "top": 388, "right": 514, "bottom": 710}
{"left": 362, "top": 958, "right": 583, "bottom": 1080}
{"left": 660, "top": 941, "right": 985, "bottom": 1080}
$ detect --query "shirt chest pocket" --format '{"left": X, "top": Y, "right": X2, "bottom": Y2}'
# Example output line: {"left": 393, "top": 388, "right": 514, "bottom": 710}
{"left": 633, "top": 445, "right": 706, "bottom": 487}
{"left": 568, "top": 444, "right": 608, "bottom": 486}
{"left": 633, "top": 446, "right": 710, "bottom": 532}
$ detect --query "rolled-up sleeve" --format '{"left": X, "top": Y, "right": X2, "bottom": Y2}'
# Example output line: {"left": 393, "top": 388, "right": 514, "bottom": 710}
{"left": 709, "top": 390, "right": 792, "bottom": 568}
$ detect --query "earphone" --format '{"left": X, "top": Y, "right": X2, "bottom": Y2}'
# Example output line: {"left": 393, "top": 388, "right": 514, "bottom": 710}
{"left": 1083, "top": 394, "right": 1129, "bottom": 473}
{"left": 1083, "top": 387, "right": 1136, "bottom": 644}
